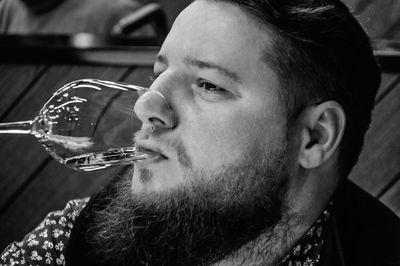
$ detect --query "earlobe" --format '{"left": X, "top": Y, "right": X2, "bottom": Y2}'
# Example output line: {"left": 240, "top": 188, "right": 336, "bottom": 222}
{"left": 298, "top": 101, "right": 346, "bottom": 169}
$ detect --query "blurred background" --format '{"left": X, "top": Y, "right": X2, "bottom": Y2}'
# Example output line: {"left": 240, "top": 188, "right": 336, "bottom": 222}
{"left": 0, "top": 0, "right": 399, "bottom": 250}
{"left": 0, "top": 0, "right": 189, "bottom": 35}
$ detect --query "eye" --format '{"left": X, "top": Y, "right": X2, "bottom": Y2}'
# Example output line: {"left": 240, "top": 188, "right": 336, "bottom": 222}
{"left": 194, "top": 80, "right": 233, "bottom": 102}
{"left": 198, "top": 81, "right": 226, "bottom": 93}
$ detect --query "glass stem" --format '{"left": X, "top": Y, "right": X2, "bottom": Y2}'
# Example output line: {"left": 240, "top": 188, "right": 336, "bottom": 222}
{"left": 0, "top": 120, "right": 34, "bottom": 135}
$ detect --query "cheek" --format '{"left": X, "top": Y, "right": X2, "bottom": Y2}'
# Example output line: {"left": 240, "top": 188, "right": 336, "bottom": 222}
{"left": 182, "top": 107, "right": 283, "bottom": 171}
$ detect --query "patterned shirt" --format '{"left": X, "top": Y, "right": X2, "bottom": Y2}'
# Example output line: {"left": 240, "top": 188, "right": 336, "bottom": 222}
{"left": 1, "top": 199, "right": 331, "bottom": 266}
{"left": 0, "top": 198, "right": 89, "bottom": 266}
{"left": 279, "top": 202, "right": 332, "bottom": 266}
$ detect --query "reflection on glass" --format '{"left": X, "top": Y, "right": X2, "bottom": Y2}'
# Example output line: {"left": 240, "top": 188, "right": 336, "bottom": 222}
{"left": 0, "top": 79, "right": 170, "bottom": 171}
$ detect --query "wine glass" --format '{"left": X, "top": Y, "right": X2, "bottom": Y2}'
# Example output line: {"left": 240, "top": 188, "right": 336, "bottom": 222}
{"left": 0, "top": 79, "right": 171, "bottom": 171}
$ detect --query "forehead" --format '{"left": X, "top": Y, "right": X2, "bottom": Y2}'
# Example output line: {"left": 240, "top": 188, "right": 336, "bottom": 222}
{"left": 159, "top": 0, "right": 276, "bottom": 79}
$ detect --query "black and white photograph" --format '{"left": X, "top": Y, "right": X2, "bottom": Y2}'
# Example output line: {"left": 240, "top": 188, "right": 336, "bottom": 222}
{"left": 0, "top": 0, "right": 399, "bottom": 265}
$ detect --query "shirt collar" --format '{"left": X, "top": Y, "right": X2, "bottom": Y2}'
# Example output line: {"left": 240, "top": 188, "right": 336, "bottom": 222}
{"left": 278, "top": 201, "right": 333, "bottom": 266}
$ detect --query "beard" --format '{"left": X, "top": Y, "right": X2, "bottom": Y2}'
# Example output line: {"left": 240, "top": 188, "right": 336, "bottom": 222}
{"left": 87, "top": 142, "right": 292, "bottom": 266}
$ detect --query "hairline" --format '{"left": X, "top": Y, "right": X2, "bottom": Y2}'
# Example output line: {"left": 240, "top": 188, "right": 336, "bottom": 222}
{"left": 195, "top": 0, "right": 312, "bottom": 139}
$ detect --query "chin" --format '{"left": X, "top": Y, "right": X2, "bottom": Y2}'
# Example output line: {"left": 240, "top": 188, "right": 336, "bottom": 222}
{"left": 131, "top": 163, "right": 186, "bottom": 193}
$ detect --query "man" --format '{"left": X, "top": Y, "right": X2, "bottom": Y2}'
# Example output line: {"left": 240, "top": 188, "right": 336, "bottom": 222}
{"left": 1, "top": 0, "right": 400, "bottom": 265}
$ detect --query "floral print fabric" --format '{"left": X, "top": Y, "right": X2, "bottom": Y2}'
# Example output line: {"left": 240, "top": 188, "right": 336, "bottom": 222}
{"left": 0, "top": 198, "right": 89, "bottom": 266}
{"left": 1, "top": 198, "right": 331, "bottom": 266}
{"left": 279, "top": 202, "right": 332, "bottom": 266}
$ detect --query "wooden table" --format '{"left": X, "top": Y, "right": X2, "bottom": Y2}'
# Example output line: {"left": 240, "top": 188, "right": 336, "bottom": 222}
{"left": 0, "top": 1, "right": 400, "bottom": 249}
{"left": 0, "top": 40, "right": 159, "bottom": 249}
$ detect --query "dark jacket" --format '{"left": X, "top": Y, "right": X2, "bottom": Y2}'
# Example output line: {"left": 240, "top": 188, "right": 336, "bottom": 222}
{"left": 66, "top": 179, "right": 400, "bottom": 265}
{"left": 320, "top": 180, "right": 400, "bottom": 266}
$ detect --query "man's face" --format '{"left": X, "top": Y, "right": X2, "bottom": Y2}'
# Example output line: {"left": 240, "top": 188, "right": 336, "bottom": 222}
{"left": 132, "top": 0, "right": 287, "bottom": 193}
{"left": 90, "top": 1, "right": 297, "bottom": 264}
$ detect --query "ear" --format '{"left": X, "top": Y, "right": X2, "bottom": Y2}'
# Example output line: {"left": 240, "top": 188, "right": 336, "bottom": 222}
{"left": 297, "top": 101, "right": 346, "bottom": 169}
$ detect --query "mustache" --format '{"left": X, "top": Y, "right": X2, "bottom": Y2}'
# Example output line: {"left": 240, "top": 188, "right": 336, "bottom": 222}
{"left": 134, "top": 124, "right": 161, "bottom": 139}
{"left": 134, "top": 127, "right": 192, "bottom": 169}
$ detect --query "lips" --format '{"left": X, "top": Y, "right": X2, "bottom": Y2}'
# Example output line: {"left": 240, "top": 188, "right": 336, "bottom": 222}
{"left": 134, "top": 143, "right": 168, "bottom": 161}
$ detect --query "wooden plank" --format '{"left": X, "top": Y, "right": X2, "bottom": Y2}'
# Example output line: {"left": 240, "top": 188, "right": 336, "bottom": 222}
{"left": 344, "top": 0, "right": 400, "bottom": 39}
{"left": 0, "top": 65, "right": 154, "bottom": 250}
{"left": 0, "top": 64, "right": 46, "bottom": 118}
{"left": 380, "top": 175, "right": 400, "bottom": 217}
{"left": 342, "top": 1, "right": 400, "bottom": 215}
{"left": 376, "top": 72, "right": 400, "bottom": 102}
{"left": 351, "top": 0, "right": 373, "bottom": 14}
{"left": 158, "top": 0, "right": 190, "bottom": 26}
{"left": 349, "top": 79, "right": 400, "bottom": 196}
{"left": 341, "top": 0, "right": 360, "bottom": 12}
{"left": 0, "top": 65, "right": 129, "bottom": 212}
{"left": 122, "top": 66, "right": 154, "bottom": 86}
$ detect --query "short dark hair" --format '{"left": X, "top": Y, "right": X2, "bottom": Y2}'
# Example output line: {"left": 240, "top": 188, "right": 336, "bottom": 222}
{"left": 206, "top": 0, "right": 381, "bottom": 176}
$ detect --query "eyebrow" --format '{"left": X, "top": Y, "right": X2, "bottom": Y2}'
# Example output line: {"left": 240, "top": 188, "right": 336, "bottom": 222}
{"left": 155, "top": 54, "right": 242, "bottom": 83}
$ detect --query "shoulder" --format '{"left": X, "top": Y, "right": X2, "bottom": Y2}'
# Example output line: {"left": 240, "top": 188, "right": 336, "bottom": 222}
{"left": 0, "top": 198, "right": 89, "bottom": 265}
{"left": 326, "top": 180, "right": 400, "bottom": 265}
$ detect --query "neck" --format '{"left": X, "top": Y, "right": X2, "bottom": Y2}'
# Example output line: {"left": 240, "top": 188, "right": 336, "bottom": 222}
{"left": 212, "top": 210, "right": 301, "bottom": 266}
{"left": 213, "top": 172, "right": 340, "bottom": 266}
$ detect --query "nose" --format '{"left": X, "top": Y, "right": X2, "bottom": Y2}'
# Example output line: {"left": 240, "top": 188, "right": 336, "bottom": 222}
{"left": 134, "top": 90, "right": 176, "bottom": 130}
